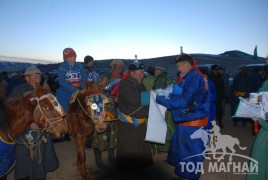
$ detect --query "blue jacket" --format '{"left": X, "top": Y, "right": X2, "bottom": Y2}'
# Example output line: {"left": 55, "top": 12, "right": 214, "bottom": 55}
{"left": 156, "top": 68, "right": 209, "bottom": 122}
{"left": 56, "top": 61, "right": 87, "bottom": 112}
{"left": 205, "top": 78, "right": 216, "bottom": 130}
{"left": 156, "top": 68, "right": 209, "bottom": 179}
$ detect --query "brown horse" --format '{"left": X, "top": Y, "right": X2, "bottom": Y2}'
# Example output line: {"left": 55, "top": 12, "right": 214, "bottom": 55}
{"left": 0, "top": 83, "right": 67, "bottom": 142}
{"left": 0, "top": 83, "right": 67, "bottom": 177}
{"left": 66, "top": 81, "right": 108, "bottom": 179}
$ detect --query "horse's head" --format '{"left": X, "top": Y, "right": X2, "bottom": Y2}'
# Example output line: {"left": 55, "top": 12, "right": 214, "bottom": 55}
{"left": 28, "top": 83, "right": 67, "bottom": 138}
{"left": 78, "top": 81, "right": 108, "bottom": 133}
{"left": 190, "top": 127, "right": 206, "bottom": 140}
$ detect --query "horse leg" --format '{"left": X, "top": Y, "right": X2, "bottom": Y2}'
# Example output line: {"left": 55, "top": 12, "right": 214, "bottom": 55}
{"left": 217, "top": 148, "right": 226, "bottom": 162}
{"left": 74, "top": 134, "right": 87, "bottom": 179}
{"left": 203, "top": 149, "right": 211, "bottom": 160}
{"left": 228, "top": 146, "right": 236, "bottom": 162}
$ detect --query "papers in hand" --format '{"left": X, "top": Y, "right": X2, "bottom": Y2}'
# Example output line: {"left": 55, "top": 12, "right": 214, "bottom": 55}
{"left": 233, "top": 97, "right": 261, "bottom": 119}
{"left": 155, "top": 85, "right": 173, "bottom": 97}
{"left": 145, "top": 91, "right": 167, "bottom": 144}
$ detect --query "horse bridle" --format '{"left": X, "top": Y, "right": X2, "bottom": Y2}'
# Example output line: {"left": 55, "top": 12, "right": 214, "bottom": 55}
{"left": 30, "top": 93, "right": 65, "bottom": 132}
{"left": 75, "top": 94, "right": 107, "bottom": 131}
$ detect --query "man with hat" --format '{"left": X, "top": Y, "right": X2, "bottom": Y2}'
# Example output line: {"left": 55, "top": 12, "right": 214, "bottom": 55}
{"left": 152, "top": 63, "right": 173, "bottom": 90}
{"left": 91, "top": 59, "right": 125, "bottom": 169}
{"left": 156, "top": 54, "right": 209, "bottom": 180}
{"left": 151, "top": 63, "right": 175, "bottom": 153}
{"left": 57, "top": 48, "right": 87, "bottom": 112}
{"left": 115, "top": 60, "right": 153, "bottom": 173}
{"left": 84, "top": 55, "right": 99, "bottom": 84}
{"left": 9, "top": 66, "right": 59, "bottom": 180}
{"left": 9, "top": 67, "right": 45, "bottom": 95}
{"left": 209, "top": 64, "right": 226, "bottom": 128}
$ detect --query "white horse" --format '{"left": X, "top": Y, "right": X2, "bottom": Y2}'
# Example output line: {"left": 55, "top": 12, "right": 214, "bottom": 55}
{"left": 190, "top": 127, "right": 247, "bottom": 162}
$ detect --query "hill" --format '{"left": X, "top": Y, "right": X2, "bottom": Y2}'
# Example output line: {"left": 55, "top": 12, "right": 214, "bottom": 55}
{"left": 0, "top": 50, "right": 266, "bottom": 79}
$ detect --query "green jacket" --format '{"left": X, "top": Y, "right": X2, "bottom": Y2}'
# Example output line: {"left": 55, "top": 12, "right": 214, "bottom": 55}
{"left": 143, "top": 75, "right": 155, "bottom": 91}
{"left": 152, "top": 72, "right": 173, "bottom": 90}
{"left": 151, "top": 72, "right": 175, "bottom": 152}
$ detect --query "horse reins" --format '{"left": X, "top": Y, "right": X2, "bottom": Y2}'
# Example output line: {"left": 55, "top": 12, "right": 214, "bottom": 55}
{"left": 30, "top": 93, "right": 65, "bottom": 132}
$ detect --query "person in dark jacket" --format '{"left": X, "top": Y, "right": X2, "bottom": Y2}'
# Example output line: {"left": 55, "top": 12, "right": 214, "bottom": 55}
{"left": 231, "top": 64, "right": 255, "bottom": 127}
{"left": 9, "top": 67, "right": 59, "bottom": 180}
{"left": 84, "top": 55, "right": 99, "bottom": 84}
{"left": 209, "top": 64, "right": 226, "bottom": 128}
{"left": 116, "top": 60, "right": 153, "bottom": 172}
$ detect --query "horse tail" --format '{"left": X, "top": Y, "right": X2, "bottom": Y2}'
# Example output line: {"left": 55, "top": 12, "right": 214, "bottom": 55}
{"left": 238, "top": 145, "right": 247, "bottom": 150}
{"left": 236, "top": 139, "right": 247, "bottom": 150}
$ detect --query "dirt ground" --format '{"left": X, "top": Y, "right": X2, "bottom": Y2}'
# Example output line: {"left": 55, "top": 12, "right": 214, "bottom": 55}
{"left": 7, "top": 103, "right": 256, "bottom": 180}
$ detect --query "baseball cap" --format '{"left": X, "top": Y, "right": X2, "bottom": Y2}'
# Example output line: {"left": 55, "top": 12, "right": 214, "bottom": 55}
{"left": 24, "top": 67, "right": 41, "bottom": 76}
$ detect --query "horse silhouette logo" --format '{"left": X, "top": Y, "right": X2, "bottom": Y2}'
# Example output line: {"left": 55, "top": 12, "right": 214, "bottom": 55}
{"left": 189, "top": 121, "right": 247, "bottom": 162}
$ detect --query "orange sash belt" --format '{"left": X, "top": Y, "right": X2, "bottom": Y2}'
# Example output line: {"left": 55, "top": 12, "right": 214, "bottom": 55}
{"left": 72, "top": 83, "right": 81, "bottom": 87}
{"left": 179, "top": 116, "right": 208, "bottom": 127}
{"left": 234, "top": 91, "right": 246, "bottom": 97}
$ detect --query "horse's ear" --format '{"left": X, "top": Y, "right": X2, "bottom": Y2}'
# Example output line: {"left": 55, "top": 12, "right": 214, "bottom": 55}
{"left": 70, "top": 93, "right": 77, "bottom": 104}
{"left": 34, "top": 82, "right": 42, "bottom": 93}
{"left": 101, "top": 94, "right": 109, "bottom": 104}
{"left": 42, "top": 83, "right": 52, "bottom": 94}
{"left": 85, "top": 81, "right": 95, "bottom": 95}
{"left": 85, "top": 81, "right": 90, "bottom": 89}
{"left": 79, "top": 89, "right": 87, "bottom": 96}
{"left": 98, "top": 76, "right": 107, "bottom": 92}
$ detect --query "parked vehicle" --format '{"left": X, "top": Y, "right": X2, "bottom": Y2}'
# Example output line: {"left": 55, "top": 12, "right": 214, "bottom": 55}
{"left": 229, "top": 64, "right": 265, "bottom": 86}
{"left": 197, "top": 64, "right": 216, "bottom": 76}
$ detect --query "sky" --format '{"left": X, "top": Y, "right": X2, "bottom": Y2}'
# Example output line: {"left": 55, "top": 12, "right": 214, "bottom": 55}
{"left": 0, "top": 0, "right": 267, "bottom": 63}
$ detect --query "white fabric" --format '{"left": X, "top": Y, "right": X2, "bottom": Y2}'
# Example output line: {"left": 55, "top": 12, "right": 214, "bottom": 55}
{"left": 145, "top": 91, "right": 167, "bottom": 144}
{"left": 260, "top": 92, "right": 268, "bottom": 120}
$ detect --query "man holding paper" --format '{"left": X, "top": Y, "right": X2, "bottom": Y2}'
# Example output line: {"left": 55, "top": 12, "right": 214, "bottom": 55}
{"left": 115, "top": 60, "right": 153, "bottom": 172}
{"left": 156, "top": 54, "right": 209, "bottom": 180}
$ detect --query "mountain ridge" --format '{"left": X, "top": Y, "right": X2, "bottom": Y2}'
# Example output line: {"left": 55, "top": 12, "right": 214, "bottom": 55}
{"left": 0, "top": 50, "right": 266, "bottom": 78}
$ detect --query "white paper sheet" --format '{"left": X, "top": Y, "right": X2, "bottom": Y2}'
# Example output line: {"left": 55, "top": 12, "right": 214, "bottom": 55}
{"left": 145, "top": 91, "right": 167, "bottom": 144}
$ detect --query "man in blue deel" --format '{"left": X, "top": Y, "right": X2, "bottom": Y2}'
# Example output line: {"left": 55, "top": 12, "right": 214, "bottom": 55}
{"left": 156, "top": 53, "right": 209, "bottom": 180}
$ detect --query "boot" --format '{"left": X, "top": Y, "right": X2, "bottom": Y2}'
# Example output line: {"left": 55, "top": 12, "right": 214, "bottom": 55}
{"left": 94, "top": 149, "right": 105, "bottom": 169}
{"left": 108, "top": 148, "right": 115, "bottom": 164}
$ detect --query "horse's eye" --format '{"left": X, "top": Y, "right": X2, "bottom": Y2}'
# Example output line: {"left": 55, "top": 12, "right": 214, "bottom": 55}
{"left": 42, "top": 105, "right": 50, "bottom": 110}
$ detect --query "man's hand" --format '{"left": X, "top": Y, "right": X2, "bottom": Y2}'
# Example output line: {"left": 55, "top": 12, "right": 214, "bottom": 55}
{"left": 156, "top": 95, "right": 167, "bottom": 107}
{"left": 172, "top": 84, "right": 182, "bottom": 95}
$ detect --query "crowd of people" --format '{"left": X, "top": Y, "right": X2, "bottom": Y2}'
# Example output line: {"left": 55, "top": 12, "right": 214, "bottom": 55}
{"left": 1, "top": 47, "right": 268, "bottom": 180}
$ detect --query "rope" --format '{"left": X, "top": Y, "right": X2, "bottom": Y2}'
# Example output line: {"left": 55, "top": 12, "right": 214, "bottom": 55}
{"left": 76, "top": 97, "right": 92, "bottom": 119}
{"left": 18, "top": 129, "right": 46, "bottom": 163}
{"left": 128, "top": 106, "right": 144, "bottom": 116}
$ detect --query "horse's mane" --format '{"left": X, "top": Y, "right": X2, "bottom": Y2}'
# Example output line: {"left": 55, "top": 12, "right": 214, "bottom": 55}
{"left": 0, "top": 97, "right": 9, "bottom": 132}
{"left": 0, "top": 91, "right": 34, "bottom": 132}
